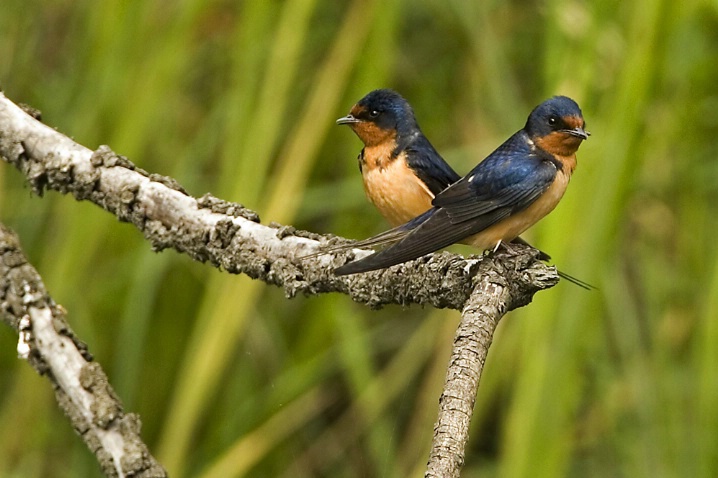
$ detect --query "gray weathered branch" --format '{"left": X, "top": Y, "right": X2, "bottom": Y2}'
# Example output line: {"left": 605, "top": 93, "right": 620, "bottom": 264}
{"left": 0, "top": 223, "right": 167, "bottom": 477}
{"left": 0, "top": 91, "right": 558, "bottom": 477}
{"left": 425, "top": 255, "right": 556, "bottom": 477}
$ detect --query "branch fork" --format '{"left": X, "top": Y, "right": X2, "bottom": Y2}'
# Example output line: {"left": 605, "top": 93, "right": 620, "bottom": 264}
{"left": 0, "top": 91, "right": 557, "bottom": 477}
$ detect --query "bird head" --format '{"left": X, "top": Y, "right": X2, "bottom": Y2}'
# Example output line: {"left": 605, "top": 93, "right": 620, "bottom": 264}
{"left": 336, "top": 89, "right": 419, "bottom": 147}
{"left": 525, "top": 96, "right": 589, "bottom": 156}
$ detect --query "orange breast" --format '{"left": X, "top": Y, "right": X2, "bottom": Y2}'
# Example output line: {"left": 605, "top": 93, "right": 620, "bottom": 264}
{"left": 361, "top": 152, "right": 434, "bottom": 227}
{"left": 463, "top": 163, "right": 573, "bottom": 250}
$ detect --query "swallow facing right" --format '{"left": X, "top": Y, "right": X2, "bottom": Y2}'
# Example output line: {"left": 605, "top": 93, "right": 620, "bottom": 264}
{"left": 334, "top": 95, "right": 590, "bottom": 279}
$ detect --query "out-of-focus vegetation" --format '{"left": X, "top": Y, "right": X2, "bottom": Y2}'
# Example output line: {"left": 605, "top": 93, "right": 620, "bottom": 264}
{"left": 1, "top": 0, "right": 718, "bottom": 476}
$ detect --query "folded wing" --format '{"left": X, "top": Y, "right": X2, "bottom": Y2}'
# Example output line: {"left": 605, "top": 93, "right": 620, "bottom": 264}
{"left": 335, "top": 132, "right": 558, "bottom": 275}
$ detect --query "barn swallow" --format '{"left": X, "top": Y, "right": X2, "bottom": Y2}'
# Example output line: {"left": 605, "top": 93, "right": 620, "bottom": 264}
{"left": 334, "top": 95, "right": 590, "bottom": 281}
{"left": 336, "top": 88, "right": 460, "bottom": 226}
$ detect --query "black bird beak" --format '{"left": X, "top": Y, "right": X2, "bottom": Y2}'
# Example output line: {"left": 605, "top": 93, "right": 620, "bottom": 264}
{"left": 336, "top": 114, "right": 360, "bottom": 125}
{"left": 565, "top": 127, "right": 590, "bottom": 140}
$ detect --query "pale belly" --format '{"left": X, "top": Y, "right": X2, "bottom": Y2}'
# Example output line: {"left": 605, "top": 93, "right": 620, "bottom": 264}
{"left": 362, "top": 159, "right": 435, "bottom": 227}
{"left": 464, "top": 169, "right": 571, "bottom": 250}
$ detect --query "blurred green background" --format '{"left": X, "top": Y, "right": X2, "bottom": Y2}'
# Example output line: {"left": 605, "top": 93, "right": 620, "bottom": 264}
{"left": 1, "top": 0, "right": 718, "bottom": 477}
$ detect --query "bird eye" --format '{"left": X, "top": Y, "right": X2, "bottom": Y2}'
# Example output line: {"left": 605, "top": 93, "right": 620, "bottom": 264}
{"left": 369, "top": 110, "right": 380, "bottom": 118}
{"left": 548, "top": 116, "right": 558, "bottom": 126}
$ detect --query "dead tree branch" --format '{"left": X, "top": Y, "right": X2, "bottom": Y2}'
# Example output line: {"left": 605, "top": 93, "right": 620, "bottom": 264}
{"left": 0, "top": 91, "right": 558, "bottom": 476}
{"left": 0, "top": 223, "right": 167, "bottom": 477}
{"left": 425, "top": 257, "right": 555, "bottom": 477}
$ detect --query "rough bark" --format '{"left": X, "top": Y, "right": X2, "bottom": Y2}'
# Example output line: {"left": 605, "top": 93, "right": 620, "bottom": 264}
{"left": 0, "top": 224, "right": 167, "bottom": 477}
{"left": 425, "top": 253, "right": 556, "bottom": 477}
{"left": 0, "top": 91, "right": 559, "bottom": 476}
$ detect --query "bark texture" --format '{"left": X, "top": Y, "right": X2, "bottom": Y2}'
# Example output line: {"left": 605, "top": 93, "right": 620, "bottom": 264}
{"left": 425, "top": 255, "right": 556, "bottom": 477}
{"left": 0, "top": 224, "right": 167, "bottom": 477}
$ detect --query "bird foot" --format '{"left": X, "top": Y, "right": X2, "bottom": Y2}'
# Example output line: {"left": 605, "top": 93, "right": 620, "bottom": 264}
{"left": 493, "top": 240, "right": 523, "bottom": 255}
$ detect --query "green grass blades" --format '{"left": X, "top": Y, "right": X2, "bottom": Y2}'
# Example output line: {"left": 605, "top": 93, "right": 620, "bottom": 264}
{"left": 2, "top": 0, "right": 718, "bottom": 477}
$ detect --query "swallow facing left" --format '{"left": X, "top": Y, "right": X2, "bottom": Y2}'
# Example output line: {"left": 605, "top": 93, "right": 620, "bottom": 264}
{"left": 334, "top": 95, "right": 589, "bottom": 276}
{"left": 336, "top": 88, "right": 460, "bottom": 227}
